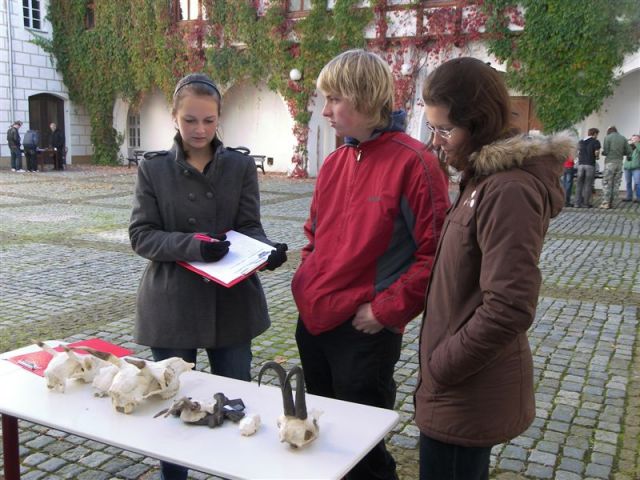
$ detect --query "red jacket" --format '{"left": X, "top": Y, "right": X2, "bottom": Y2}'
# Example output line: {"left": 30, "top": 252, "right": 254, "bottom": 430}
{"left": 292, "top": 131, "right": 450, "bottom": 335}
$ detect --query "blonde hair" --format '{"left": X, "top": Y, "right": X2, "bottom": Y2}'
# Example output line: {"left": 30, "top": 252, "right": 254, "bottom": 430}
{"left": 317, "top": 49, "right": 394, "bottom": 130}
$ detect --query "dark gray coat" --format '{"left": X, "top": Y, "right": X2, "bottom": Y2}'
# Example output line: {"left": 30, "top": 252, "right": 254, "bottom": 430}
{"left": 129, "top": 140, "right": 271, "bottom": 349}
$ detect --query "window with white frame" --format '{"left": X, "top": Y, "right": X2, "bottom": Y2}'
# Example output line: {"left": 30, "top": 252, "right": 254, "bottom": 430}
{"left": 23, "top": 0, "right": 42, "bottom": 30}
{"left": 288, "top": 0, "right": 312, "bottom": 13}
{"left": 176, "top": 0, "right": 207, "bottom": 20}
{"left": 128, "top": 112, "right": 141, "bottom": 149}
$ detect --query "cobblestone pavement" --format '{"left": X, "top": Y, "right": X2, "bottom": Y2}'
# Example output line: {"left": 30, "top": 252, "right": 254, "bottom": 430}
{"left": 0, "top": 166, "right": 638, "bottom": 480}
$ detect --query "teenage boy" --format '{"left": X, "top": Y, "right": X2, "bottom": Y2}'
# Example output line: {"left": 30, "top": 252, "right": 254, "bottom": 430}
{"left": 291, "top": 49, "right": 450, "bottom": 480}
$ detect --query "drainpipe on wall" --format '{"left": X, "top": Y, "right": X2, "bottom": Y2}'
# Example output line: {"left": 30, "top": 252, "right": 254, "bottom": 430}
{"left": 6, "top": 0, "right": 16, "bottom": 124}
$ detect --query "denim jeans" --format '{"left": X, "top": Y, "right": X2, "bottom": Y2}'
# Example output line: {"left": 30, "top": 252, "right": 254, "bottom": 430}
{"left": 624, "top": 168, "right": 640, "bottom": 200}
{"left": 575, "top": 164, "right": 595, "bottom": 207}
{"left": 296, "top": 318, "right": 401, "bottom": 480}
{"left": 25, "top": 148, "right": 38, "bottom": 171}
{"left": 151, "top": 343, "right": 252, "bottom": 480}
{"left": 10, "top": 147, "right": 22, "bottom": 170}
{"left": 419, "top": 434, "right": 491, "bottom": 480}
{"left": 562, "top": 167, "right": 574, "bottom": 205}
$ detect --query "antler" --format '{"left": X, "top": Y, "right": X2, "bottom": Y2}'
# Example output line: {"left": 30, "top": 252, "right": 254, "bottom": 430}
{"left": 258, "top": 361, "right": 294, "bottom": 417}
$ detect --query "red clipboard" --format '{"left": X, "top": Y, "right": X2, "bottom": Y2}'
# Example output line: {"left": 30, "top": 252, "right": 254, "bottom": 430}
{"left": 177, "top": 260, "right": 267, "bottom": 288}
{"left": 178, "top": 230, "right": 274, "bottom": 288}
{"left": 5, "top": 338, "right": 133, "bottom": 377}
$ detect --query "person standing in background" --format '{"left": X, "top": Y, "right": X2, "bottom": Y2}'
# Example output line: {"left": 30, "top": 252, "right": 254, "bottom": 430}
{"left": 575, "top": 128, "right": 600, "bottom": 208}
{"left": 562, "top": 153, "right": 575, "bottom": 207}
{"left": 6, "top": 120, "right": 24, "bottom": 172}
{"left": 50, "top": 123, "right": 66, "bottom": 171}
{"left": 623, "top": 134, "right": 640, "bottom": 203}
{"left": 600, "top": 125, "right": 632, "bottom": 209}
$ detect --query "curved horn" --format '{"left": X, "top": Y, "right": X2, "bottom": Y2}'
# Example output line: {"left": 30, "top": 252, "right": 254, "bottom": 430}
{"left": 124, "top": 358, "right": 146, "bottom": 370}
{"left": 286, "top": 365, "right": 308, "bottom": 420}
{"left": 258, "top": 361, "right": 294, "bottom": 417}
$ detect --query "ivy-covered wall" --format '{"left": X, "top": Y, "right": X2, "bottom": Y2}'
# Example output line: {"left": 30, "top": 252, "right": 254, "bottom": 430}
{"left": 38, "top": 0, "right": 639, "bottom": 167}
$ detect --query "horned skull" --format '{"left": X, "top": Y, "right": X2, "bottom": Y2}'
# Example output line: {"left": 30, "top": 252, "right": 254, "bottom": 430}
{"left": 258, "top": 361, "right": 322, "bottom": 449}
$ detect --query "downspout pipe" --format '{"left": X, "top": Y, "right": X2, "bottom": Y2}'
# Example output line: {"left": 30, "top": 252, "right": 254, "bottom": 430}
{"left": 6, "top": 0, "right": 16, "bottom": 125}
{"left": 3, "top": 0, "right": 16, "bottom": 159}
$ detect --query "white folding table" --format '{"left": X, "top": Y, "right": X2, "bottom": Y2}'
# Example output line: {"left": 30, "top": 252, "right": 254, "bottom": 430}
{"left": 0, "top": 345, "right": 399, "bottom": 480}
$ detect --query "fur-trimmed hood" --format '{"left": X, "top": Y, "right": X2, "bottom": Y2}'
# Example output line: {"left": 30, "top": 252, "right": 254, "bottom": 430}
{"left": 470, "top": 130, "right": 576, "bottom": 217}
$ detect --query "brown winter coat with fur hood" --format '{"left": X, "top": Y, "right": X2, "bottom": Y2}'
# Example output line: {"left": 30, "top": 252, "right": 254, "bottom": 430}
{"left": 415, "top": 132, "right": 574, "bottom": 447}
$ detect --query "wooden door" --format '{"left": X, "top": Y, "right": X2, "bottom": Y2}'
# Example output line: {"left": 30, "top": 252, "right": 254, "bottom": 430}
{"left": 28, "top": 94, "right": 64, "bottom": 148}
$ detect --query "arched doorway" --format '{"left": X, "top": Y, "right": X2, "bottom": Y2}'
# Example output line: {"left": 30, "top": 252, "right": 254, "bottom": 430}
{"left": 28, "top": 93, "right": 64, "bottom": 148}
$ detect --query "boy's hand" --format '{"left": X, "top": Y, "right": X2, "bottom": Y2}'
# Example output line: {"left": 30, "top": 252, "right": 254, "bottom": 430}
{"left": 352, "top": 303, "right": 384, "bottom": 334}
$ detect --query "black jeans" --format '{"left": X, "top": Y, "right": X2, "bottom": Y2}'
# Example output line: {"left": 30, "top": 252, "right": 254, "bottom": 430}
{"left": 419, "top": 434, "right": 491, "bottom": 480}
{"left": 296, "top": 317, "right": 401, "bottom": 480}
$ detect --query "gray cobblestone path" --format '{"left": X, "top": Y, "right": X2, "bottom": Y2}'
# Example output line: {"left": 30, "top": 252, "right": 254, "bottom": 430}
{"left": 0, "top": 166, "right": 638, "bottom": 479}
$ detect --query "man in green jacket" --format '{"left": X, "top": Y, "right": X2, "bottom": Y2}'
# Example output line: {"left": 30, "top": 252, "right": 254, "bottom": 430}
{"left": 623, "top": 134, "right": 640, "bottom": 203}
{"left": 600, "top": 125, "right": 633, "bottom": 209}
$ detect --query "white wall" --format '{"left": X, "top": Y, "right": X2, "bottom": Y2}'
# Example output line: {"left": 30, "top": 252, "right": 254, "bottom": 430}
{"left": 1, "top": 0, "right": 91, "bottom": 163}
{"left": 221, "top": 81, "right": 296, "bottom": 173}
{"left": 306, "top": 90, "right": 336, "bottom": 177}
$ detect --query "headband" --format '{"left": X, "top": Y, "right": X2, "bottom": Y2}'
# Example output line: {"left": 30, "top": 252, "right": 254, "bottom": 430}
{"left": 173, "top": 79, "right": 221, "bottom": 98}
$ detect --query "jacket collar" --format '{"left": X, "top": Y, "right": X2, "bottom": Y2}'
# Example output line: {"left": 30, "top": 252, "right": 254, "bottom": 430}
{"left": 469, "top": 130, "right": 576, "bottom": 177}
{"left": 344, "top": 110, "right": 407, "bottom": 147}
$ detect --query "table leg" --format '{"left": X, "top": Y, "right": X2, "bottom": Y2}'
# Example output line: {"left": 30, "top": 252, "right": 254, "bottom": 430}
{"left": 2, "top": 414, "right": 20, "bottom": 480}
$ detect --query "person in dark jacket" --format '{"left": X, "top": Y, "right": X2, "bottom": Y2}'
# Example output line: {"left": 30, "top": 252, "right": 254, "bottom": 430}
{"left": 575, "top": 128, "right": 600, "bottom": 208}
{"left": 292, "top": 49, "right": 450, "bottom": 480}
{"left": 129, "top": 73, "right": 288, "bottom": 480}
{"left": 415, "top": 58, "right": 572, "bottom": 480}
{"left": 49, "top": 123, "right": 65, "bottom": 170}
{"left": 6, "top": 120, "right": 24, "bottom": 172}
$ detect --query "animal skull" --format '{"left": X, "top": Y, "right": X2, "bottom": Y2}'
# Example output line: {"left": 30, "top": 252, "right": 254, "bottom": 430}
{"left": 36, "top": 341, "right": 110, "bottom": 393}
{"left": 258, "top": 361, "right": 321, "bottom": 449}
{"left": 83, "top": 351, "right": 194, "bottom": 413}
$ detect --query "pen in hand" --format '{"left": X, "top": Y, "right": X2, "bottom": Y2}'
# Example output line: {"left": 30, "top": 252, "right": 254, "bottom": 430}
{"left": 195, "top": 233, "right": 231, "bottom": 262}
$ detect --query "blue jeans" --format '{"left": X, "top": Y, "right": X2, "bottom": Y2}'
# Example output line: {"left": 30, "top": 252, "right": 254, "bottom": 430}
{"left": 10, "top": 147, "right": 22, "bottom": 170}
{"left": 151, "top": 343, "right": 252, "bottom": 480}
{"left": 624, "top": 168, "right": 640, "bottom": 200}
{"left": 575, "top": 164, "right": 595, "bottom": 207}
{"left": 419, "top": 434, "right": 491, "bottom": 480}
{"left": 562, "top": 167, "right": 574, "bottom": 205}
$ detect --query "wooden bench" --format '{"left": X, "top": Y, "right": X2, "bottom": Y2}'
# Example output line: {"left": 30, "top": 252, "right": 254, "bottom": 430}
{"left": 251, "top": 155, "right": 266, "bottom": 174}
{"left": 127, "top": 150, "right": 145, "bottom": 168}
{"left": 233, "top": 146, "right": 266, "bottom": 174}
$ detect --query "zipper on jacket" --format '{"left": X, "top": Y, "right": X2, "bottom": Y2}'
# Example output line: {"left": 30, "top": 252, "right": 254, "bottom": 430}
{"left": 356, "top": 149, "right": 362, "bottom": 162}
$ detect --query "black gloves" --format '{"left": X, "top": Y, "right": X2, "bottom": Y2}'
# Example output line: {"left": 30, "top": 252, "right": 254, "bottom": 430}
{"left": 198, "top": 233, "right": 230, "bottom": 262}
{"left": 264, "top": 243, "right": 288, "bottom": 271}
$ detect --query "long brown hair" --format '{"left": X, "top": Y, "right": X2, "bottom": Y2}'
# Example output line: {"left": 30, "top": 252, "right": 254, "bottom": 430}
{"left": 422, "top": 58, "right": 513, "bottom": 159}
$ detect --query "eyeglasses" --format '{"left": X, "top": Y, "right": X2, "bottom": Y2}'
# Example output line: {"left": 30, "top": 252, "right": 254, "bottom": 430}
{"left": 425, "top": 121, "right": 457, "bottom": 141}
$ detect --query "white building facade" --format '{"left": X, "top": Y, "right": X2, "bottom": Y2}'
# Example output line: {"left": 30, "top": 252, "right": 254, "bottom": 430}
{"left": 4, "top": 0, "right": 637, "bottom": 176}
{"left": 1, "top": 0, "right": 92, "bottom": 166}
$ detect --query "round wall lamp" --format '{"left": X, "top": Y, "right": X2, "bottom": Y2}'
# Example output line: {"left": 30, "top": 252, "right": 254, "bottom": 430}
{"left": 400, "top": 63, "right": 413, "bottom": 76}
{"left": 289, "top": 68, "right": 302, "bottom": 81}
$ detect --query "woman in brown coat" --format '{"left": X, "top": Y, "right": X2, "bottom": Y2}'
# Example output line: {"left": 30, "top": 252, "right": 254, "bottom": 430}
{"left": 415, "top": 58, "right": 574, "bottom": 479}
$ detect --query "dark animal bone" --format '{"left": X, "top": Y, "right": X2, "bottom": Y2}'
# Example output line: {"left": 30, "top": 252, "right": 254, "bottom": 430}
{"left": 154, "top": 393, "right": 245, "bottom": 428}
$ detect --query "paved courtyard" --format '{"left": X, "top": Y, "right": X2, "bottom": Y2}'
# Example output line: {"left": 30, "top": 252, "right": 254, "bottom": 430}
{"left": 0, "top": 165, "right": 638, "bottom": 480}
